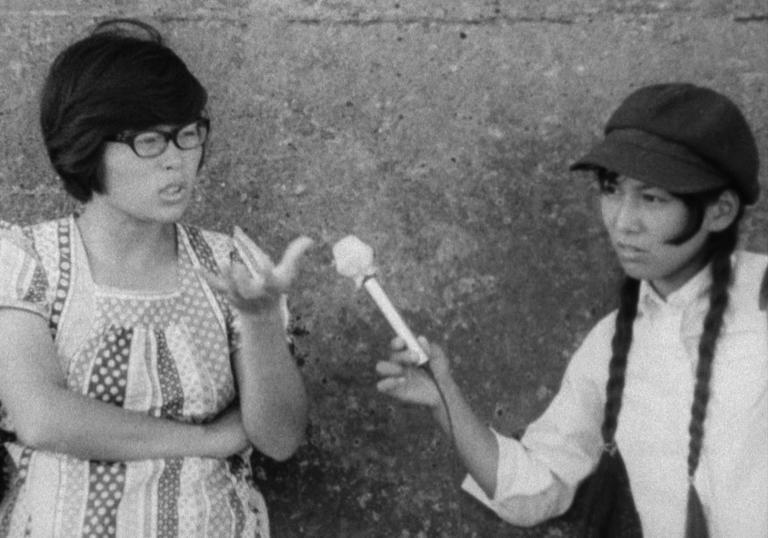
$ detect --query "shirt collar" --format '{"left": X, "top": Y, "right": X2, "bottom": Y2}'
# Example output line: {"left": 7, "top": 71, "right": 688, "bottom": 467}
{"left": 638, "top": 263, "right": 712, "bottom": 315}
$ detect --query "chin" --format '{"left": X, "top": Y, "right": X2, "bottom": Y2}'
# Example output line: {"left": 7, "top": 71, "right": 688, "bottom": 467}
{"left": 618, "top": 264, "right": 668, "bottom": 284}
{"left": 156, "top": 206, "right": 189, "bottom": 223}
{"left": 617, "top": 261, "right": 646, "bottom": 279}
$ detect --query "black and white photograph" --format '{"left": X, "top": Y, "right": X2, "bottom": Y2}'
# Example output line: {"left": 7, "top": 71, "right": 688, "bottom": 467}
{"left": 0, "top": 2, "right": 766, "bottom": 536}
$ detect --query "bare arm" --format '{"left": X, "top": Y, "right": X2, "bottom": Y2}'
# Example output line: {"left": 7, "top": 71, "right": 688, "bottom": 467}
{"left": 232, "top": 306, "right": 308, "bottom": 461}
{"left": 376, "top": 337, "right": 500, "bottom": 497}
{"left": 204, "top": 229, "right": 312, "bottom": 461}
{"left": 0, "top": 308, "right": 249, "bottom": 461}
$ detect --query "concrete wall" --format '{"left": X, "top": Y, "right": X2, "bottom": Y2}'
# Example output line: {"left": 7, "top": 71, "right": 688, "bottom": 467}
{"left": 1, "top": 1, "right": 766, "bottom": 536}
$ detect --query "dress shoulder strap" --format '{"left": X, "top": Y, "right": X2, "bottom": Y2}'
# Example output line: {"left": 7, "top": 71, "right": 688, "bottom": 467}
{"left": 177, "top": 224, "right": 234, "bottom": 337}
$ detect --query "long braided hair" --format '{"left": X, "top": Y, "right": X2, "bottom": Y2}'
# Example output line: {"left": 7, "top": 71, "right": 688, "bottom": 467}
{"left": 598, "top": 179, "right": 743, "bottom": 537}
{"left": 576, "top": 275, "right": 643, "bottom": 537}
{"left": 682, "top": 215, "right": 739, "bottom": 537}
{"left": 601, "top": 276, "right": 640, "bottom": 447}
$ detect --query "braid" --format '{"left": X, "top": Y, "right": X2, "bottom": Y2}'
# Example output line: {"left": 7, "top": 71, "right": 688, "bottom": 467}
{"left": 601, "top": 277, "right": 640, "bottom": 444}
{"left": 686, "top": 226, "right": 738, "bottom": 478}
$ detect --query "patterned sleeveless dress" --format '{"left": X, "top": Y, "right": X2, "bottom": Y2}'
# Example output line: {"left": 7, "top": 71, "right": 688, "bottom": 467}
{"left": 0, "top": 217, "right": 270, "bottom": 538}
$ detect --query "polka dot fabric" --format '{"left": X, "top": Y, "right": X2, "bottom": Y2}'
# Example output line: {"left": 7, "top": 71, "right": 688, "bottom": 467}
{"left": 82, "top": 462, "right": 126, "bottom": 538}
{"left": 86, "top": 327, "right": 131, "bottom": 406}
{"left": 0, "top": 217, "right": 269, "bottom": 537}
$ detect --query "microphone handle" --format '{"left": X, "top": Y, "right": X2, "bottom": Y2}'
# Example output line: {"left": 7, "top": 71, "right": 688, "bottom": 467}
{"left": 362, "top": 277, "right": 429, "bottom": 365}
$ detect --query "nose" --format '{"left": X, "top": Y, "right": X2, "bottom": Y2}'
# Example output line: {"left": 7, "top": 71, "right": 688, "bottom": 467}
{"left": 158, "top": 140, "right": 183, "bottom": 169}
{"left": 605, "top": 193, "right": 643, "bottom": 234}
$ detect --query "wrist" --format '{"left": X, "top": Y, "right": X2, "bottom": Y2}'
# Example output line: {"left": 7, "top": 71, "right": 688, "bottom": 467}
{"left": 426, "top": 363, "right": 454, "bottom": 393}
{"left": 189, "top": 423, "right": 217, "bottom": 458}
{"left": 428, "top": 370, "right": 457, "bottom": 415}
{"left": 202, "top": 419, "right": 240, "bottom": 459}
{"left": 238, "top": 303, "right": 283, "bottom": 325}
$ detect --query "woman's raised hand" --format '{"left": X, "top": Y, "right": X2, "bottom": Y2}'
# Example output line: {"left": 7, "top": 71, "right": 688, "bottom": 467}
{"left": 375, "top": 336, "right": 451, "bottom": 408}
{"left": 202, "top": 227, "right": 314, "bottom": 315}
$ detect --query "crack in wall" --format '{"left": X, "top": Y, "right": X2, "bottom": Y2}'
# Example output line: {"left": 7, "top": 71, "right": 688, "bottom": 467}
{"left": 734, "top": 14, "right": 768, "bottom": 22}
{"left": 2, "top": 10, "right": 767, "bottom": 26}
{"left": 285, "top": 16, "right": 575, "bottom": 26}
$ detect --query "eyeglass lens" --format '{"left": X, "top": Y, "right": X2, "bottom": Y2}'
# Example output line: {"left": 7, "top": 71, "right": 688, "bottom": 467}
{"left": 132, "top": 120, "right": 208, "bottom": 157}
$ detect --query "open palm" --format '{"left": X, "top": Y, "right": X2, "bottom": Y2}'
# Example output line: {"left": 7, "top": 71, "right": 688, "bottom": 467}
{"left": 203, "top": 226, "right": 314, "bottom": 314}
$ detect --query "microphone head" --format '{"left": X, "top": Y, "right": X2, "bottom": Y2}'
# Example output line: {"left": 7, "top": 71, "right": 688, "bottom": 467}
{"left": 332, "top": 235, "right": 376, "bottom": 286}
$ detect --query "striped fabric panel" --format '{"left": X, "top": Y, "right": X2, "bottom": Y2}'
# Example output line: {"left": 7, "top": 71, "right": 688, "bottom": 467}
{"left": 0, "top": 230, "right": 49, "bottom": 317}
{"left": 156, "top": 458, "right": 183, "bottom": 538}
{"left": 48, "top": 219, "right": 72, "bottom": 339}
{"left": 81, "top": 461, "right": 126, "bottom": 538}
{"left": 155, "top": 329, "right": 184, "bottom": 419}
{"left": 0, "top": 447, "right": 34, "bottom": 537}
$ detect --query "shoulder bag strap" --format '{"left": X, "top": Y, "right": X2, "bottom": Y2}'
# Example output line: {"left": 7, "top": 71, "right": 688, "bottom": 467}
{"left": 759, "top": 262, "right": 768, "bottom": 311}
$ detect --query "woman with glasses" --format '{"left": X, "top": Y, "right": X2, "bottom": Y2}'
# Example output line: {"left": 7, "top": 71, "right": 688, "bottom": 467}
{"left": 0, "top": 19, "right": 310, "bottom": 537}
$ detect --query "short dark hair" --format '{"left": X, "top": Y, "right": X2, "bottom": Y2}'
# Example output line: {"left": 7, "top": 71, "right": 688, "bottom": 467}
{"left": 40, "top": 19, "right": 208, "bottom": 202}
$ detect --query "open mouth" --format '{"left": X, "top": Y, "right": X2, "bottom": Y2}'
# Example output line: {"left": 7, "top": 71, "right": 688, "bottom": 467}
{"left": 159, "top": 184, "right": 187, "bottom": 201}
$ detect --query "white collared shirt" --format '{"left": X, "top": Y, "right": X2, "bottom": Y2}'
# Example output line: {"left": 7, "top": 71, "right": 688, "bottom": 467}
{"left": 462, "top": 251, "right": 768, "bottom": 538}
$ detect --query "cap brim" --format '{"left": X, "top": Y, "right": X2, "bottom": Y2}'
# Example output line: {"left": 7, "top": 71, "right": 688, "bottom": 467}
{"left": 570, "top": 129, "right": 728, "bottom": 194}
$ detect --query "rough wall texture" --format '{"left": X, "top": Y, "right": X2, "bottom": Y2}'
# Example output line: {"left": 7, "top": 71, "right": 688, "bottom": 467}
{"left": 1, "top": 1, "right": 767, "bottom": 536}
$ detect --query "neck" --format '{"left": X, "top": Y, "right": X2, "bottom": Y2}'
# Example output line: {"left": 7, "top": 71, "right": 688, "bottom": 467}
{"left": 76, "top": 204, "right": 179, "bottom": 290}
{"left": 650, "top": 245, "right": 713, "bottom": 300}
{"left": 649, "top": 257, "right": 709, "bottom": 300}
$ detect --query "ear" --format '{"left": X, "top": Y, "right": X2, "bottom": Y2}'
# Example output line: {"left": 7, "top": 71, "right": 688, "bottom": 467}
{"left": 702, "top": 189, "right": 740, "bottom": 232}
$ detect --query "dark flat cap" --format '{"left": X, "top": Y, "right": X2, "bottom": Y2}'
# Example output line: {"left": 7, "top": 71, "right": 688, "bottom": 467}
{"left": 571, "top": 83, "right": 759, "bottom": 205}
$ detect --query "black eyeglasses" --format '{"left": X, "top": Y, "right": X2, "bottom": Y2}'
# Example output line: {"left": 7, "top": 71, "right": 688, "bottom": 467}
{"left": 110, "top": 118, "right": 210, "bottom": 158}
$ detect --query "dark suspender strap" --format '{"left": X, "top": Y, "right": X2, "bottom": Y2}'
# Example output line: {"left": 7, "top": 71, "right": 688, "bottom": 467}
{"left": 759, "top": 262, "right": 768, "bottom": 311}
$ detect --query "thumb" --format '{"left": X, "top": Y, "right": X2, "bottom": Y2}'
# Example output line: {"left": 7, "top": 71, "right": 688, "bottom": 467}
{"left": 273, "top": 236, "right": 315, "bottom": 288}
{"left": 233, "top": 226, "right": 274, "bottom": 274}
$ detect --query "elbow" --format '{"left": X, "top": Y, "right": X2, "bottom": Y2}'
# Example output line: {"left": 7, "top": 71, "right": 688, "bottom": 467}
{"left": 14, "top": 405, "right": 57, "bottom": 450}
{"left": 13, "top": 424, "right": 40, "bottom": 449}
{"left": 496, "top": 506, "right": 551, "bottom": 528}
{"left": 276, "top": 425, "right": 307, "bottom": 461}
{"left": 247, "top": 415, "right": 307, "bottom": 462}
{"left": 493, "top": 476, "right": 575, "bottom": 528}
{"left": 262, "top": 434, "right": 303, "bottom": 462}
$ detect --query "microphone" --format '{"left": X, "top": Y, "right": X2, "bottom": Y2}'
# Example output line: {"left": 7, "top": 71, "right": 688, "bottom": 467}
{"left": 332, "top": 235, "right": 429, "bottom": 365}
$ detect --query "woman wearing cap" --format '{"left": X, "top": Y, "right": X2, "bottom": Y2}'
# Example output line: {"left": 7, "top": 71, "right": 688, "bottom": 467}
{"left": 376, "top": 83, "right": 767, "bottom": 537}
{"left": 0, "top": 19, "right": 310, "bottom": 537}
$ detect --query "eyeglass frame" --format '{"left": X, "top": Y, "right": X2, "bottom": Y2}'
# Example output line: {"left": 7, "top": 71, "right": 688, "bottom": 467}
{"left": 108, "top": 118, "right": 210, "bottom": 158}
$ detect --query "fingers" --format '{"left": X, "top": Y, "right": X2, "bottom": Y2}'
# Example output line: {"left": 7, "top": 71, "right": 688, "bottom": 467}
{"left": 196, "top": 267, "right": 230, "bottom": 293}
{"left": 232, "top": 227, "right": 314, "bottom": 292}
{"left": 233, "top": 226, "right": 275, "bottom": 274}
{"left": 390, "top": 347, "right": 421, "bottom": 366}
{"left": 390, "top": 335, "right": 435, "bottom": 364}
{"left": 230, "top": 263, "right": 268, "bottom": 300}
{"left": 273, "top": 236, "right": 314, "bottom": 288}
{"left": 376, "top": 376, "right": 406, "bottom": 393}
{"left": 390, "top": 336, "right": 406, "bottom": 350}
{"left": 375, "top": 360, "right": 405, "bottom": 377}
{"left": 197, "top": 264, "right": 271, "bottom": 306}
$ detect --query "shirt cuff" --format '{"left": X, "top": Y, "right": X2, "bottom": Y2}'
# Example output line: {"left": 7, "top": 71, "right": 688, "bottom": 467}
{"left": 461, "top": 428, "right": 558, "bottom": 508}
{"left": 460, "top": 428, "right": 518, "bottom": 506}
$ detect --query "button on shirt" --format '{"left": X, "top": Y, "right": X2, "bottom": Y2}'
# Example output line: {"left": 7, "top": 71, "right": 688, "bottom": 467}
{"left": 462, "top": 251, "right": 768, "bottom": 538}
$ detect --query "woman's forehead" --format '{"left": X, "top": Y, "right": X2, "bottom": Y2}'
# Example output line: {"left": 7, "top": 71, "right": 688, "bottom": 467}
{"left": 614, "top": 175, "right": 670, "bottom": 191}
{"left": 126, "top": 120, "right": 198, "bottom": 133}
